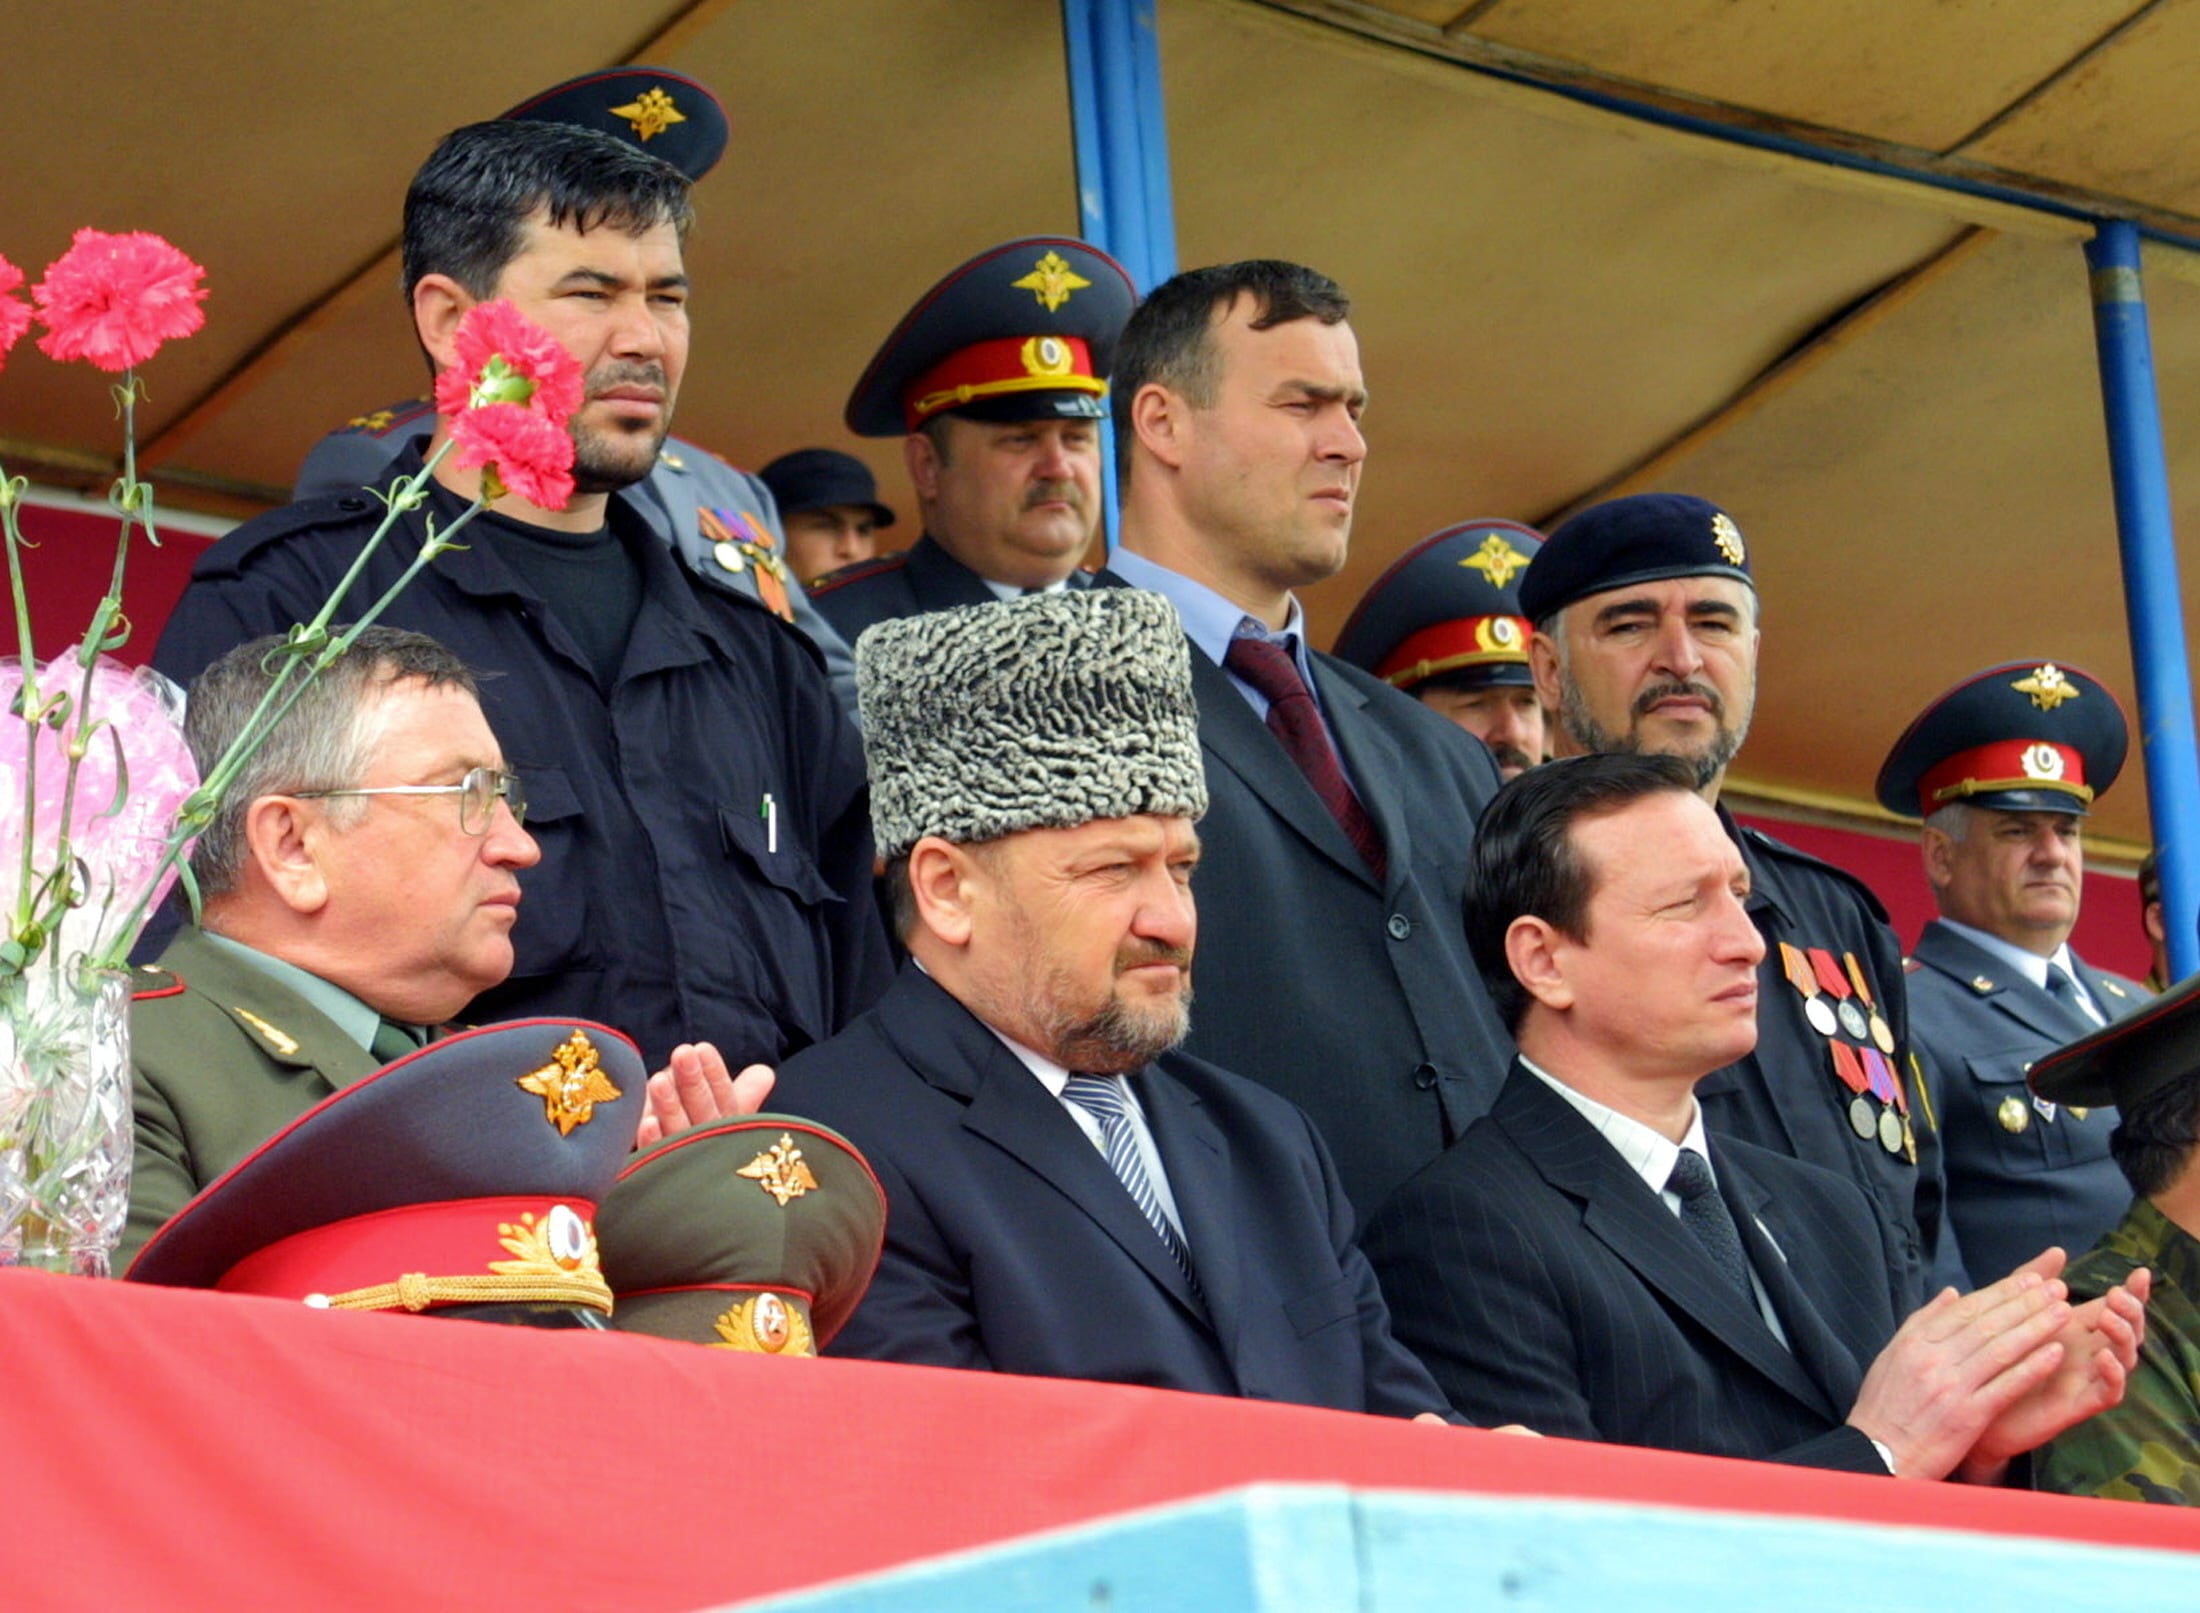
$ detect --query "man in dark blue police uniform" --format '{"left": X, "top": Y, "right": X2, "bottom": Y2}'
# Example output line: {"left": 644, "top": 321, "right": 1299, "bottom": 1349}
{"left": 806, "top": 238, "right": 1135, "bottom": 644}
{"left": 1333, "top": 519, "right": 1547, "bottom": 779}
{"left": 1878, "top": 659, "right": 2146, "bottom": 1290}
{"left": 1520, "top": 493, "right": 1947, "bottom": 1310}
{"left": 152, "top": 116, "right": 891, "bottom": 1077}
{"left": 291, "top": 68, "right": 861, "bottom": 718}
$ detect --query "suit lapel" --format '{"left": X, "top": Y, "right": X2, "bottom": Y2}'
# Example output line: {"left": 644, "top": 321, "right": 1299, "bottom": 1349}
{"left": 1187, "top": 645, "right": 1376, "bottom": 887}
{"left": 869, "top": 971, "right": 1209, "bottom": 1318}
{"left": 1139, "top": 1069, "right": 1233, "bottom": 1338}
{"left": 1718, "top": 1148, "right": 1862, "bottom": 1419}
{"left": 1496, "top": 1069, "right": 1840, "bottom": 1420}
{"left": 1312, "top": 654, "right": 1408, "bottom": 890}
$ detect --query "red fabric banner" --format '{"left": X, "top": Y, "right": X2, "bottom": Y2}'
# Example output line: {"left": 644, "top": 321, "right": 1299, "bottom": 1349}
{"left": 4, "top": 1270, "right": 2194, "bottom": 1612}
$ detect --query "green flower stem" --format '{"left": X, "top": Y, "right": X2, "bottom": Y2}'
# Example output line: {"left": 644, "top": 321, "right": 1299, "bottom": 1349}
{"left": 92, "top": 442, "right": 487, "bottom": 970}
{"left": 2, "top": 475, "right": 41, "bottom": 947}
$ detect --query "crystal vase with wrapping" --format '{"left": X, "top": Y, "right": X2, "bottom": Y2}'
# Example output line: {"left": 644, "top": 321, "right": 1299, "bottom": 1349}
{"left": 0, "top": 967, "right": 133, "bottom": 1274}
{"left": 0, "top": 650, "right": 195, "bottom": 1276}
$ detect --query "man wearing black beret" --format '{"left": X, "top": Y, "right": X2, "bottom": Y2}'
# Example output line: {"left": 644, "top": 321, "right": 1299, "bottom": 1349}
{"left": 1518, "top": 492, "right": 1945, "bottom": 1310}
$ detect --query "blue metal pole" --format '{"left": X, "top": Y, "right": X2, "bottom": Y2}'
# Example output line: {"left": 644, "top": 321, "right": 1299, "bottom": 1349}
{"left": 2085, "top": 220, "right": 2200, "bottom": 980}
{"left": 1061, "top": 0, "right": 1178, "bottom": 552}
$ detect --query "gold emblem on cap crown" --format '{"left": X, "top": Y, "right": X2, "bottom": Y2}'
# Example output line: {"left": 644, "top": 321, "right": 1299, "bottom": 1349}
{"left": 1711, "top": 512, "right": 1747, "bottom": 565}
{"left": 1012, "top": 250, "right": 1092, "bottom": 313}
{"left": 2013, "top": 663, "right": 2079, "bottom": 712}
{"left": 1461, "top": 534, "right": 1530, "bottom": 588}
{"left": 713, "top": 1292, "right": 816, "bottom": 1354}
{"left": 609, "top": 87, "right": 686, "bottom": 142}
{"left": 738, "top": 1133, "right": 822, "bottom": 1207}
{"left": 1021, "top": 335, "right": 1073, "bottom": 377}
{"left": 516, "top": 1030, "right": 623, "bottom": 1136}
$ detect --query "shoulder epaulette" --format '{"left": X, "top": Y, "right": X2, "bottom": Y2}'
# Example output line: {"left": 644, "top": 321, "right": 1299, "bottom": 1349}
{"left": 1734, "top": 821, "right": 1894, "bottom": 924}
{"left": 329, "top": 397, "right": 433, "bottom": 440}
{"left": 132, "top": 963, "right": 185, "bottom": 1001}
{"left": 806, "top": 552, "right": 907, "bottom": 597}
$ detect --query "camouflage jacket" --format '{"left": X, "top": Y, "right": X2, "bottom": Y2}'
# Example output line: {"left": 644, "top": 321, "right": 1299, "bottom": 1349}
{"left": 2036, "top": 1197, "right": 2200, "bottom": 1504}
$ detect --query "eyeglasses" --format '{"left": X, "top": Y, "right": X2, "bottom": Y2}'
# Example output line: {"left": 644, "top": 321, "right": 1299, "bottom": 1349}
{"left": 293, "top": 766, "right": 528, "bottom": 836}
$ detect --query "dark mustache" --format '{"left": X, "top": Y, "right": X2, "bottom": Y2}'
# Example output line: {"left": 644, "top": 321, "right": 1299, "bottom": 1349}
{"left": 1118, "top": 941, "right": 1193, "bottom": 971}
{"left": 1633, "top": 679, "right": 1724, "bottom": 719}
{"left": 588, "top": 362, "right": 668, "bottom": 394}
{"left": 1024, "top": 479, "right": 1087, "bottom": 512}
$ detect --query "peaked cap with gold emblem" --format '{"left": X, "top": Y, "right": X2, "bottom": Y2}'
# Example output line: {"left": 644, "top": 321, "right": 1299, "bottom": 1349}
{"left": 500, "top": 66, "right": 729, "bottom": 182}
{"left": 844, "top": 237, "right": 1137, "bottom": 437}
{"left": 1518, "top": 492, "right": 1754, "bottom": 626}
{"left": 1333, "top": 520, "right": 1544, "bottom": 690}
{"left": 1875, "top": 659, "right": 2128, "bottom": 820}
{"left": 126, "top": 1020, "right": 644, "bottom": 1318}
{"left": 597, "top": 1116, "right": 886, "bottom": 1353}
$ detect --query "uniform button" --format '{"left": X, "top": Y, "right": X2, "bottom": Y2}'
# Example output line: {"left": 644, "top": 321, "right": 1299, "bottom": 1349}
{"left": 337, "top": 495, "right": 371, "bottom": 514}
{"left": 1412, "top": 1062, "right": 1439, "bottom": 1091}
{"left": 1386, "top": 913, "right": 1413, "bottom": 940}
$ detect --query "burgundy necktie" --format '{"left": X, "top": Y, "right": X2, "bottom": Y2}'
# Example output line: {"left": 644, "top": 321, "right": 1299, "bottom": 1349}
{"left": 1224, "top": 634, "right": 1386, "bottom": 881}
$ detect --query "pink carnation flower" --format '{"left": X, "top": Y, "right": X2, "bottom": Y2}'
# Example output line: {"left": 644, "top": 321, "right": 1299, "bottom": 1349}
{"left": 446, "top": 401, "right": 576, "bottom": 511}
{"left": 0, "top": 255, "right": 31, "bottom": 372}
{"left": 431, "top": 298, "right": 584, "bottom": 510}
{"left": 32, "top": 228, "right": 207, "bottom": 372}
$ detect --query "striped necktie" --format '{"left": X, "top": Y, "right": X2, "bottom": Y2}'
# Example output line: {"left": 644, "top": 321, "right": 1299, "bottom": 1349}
{"left": 1060, "top": 1074, "right": 1201, "bottom": 1294}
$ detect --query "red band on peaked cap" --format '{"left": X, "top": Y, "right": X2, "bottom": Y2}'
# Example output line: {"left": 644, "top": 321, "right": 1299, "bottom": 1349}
{"left": 216, "top": 1195, "right": 598, "bottom": 1305}
{"left": 1918, "top": 739, "right": 2090, "bottom": 808}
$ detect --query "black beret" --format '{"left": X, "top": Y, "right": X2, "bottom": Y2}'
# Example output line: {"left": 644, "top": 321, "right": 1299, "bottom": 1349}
{"left": 1519, "top": 492, "right": 1753, "bottom": 625}
{"left": 500, "top": 67, "right": 729, "bottom": 182}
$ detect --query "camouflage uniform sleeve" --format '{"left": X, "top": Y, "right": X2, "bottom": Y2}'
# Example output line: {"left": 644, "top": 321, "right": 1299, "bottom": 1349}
{"left": 2035, "top": 1288, "right": 2200, "bottom": 1504}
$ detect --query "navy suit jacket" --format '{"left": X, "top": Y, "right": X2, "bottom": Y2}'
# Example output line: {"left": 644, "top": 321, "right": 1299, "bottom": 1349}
{"left": 1097, "top": 569, "right": 1515, "bottom": 1221}
{"left": 1364, "top": 1063, "right": 1901, "bottom": 1471}
{"left": 771, "top": 967, "right": 1450, "bottom": 1417}
{"left": 1908, "top": 920, "right": 2145, "bottom": 1289}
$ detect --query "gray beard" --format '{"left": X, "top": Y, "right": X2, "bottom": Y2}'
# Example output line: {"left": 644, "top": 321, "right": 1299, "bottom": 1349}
{"left": 1044, "top": 987, "right": 1194, "bottom": 1075}
{"left": 1557, "top": 678, "right": 1748, "bottom": 791}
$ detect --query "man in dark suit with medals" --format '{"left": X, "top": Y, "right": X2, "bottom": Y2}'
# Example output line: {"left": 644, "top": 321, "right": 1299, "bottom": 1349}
{"left": 1878, "top": 660, "right": 2146, "bottom": 1289}
{"left": 1364, "top": 752, "right": 2147, "bottom": 1476}
{"left": 806, "top": 238, "right": 1135, "bottom": 643}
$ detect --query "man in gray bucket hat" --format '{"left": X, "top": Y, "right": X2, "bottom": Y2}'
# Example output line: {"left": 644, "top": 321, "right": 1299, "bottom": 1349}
{"left": 772, "top": 588, "right": 1456, "bottom": 1418}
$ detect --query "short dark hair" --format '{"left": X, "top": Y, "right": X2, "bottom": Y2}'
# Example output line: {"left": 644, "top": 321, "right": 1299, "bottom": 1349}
{"left": 1464, "top": 752, "right": 1700, "bottom": 1033}
{"left": 2110, "top": 1072, "right": 2200, "bottom": 1197}
{"left": 1110, "top": 260, "right": 1350, "bottom": 478}
{"left": 186, "top": 627, "right": 481, "bottom": 898}
{"left": 401, "top": 119, "right": 695, "bottom": 306}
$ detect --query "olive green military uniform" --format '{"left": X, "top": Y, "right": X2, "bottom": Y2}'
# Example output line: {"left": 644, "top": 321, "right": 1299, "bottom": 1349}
{"left": 123, "top": 925, "right": 378, "bottom": 1267}
{"left": 2036, "top": 1198, "right": 2200, "bottom": 1504}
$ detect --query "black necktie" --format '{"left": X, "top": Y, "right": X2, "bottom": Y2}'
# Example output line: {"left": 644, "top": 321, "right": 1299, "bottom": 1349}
{"left": 1666, "top": 1148, "right": 1754, "bottom": 1299}
{"left": 2044, "top": 967, "right": 2100, "bottom": 1037}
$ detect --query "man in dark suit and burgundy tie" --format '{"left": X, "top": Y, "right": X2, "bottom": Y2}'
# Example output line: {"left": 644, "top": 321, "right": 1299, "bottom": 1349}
{"left": 1102, "top": 259, "right": 1515, "bottom": 1222}
{"left": 1362, "top": 751, "right": 2149, "bottom": 1478}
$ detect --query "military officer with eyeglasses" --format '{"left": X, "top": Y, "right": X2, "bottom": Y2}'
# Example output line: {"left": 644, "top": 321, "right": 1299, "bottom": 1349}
{"left": 122, "top": 628, "right": 777, "bottom": 1265}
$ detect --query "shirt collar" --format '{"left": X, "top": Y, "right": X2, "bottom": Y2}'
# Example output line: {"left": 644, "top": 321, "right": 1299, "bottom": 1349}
{"left": 1108, "top": 548, "right": 1307, "bottom": 668}
{"left": 1936, "top": 917, "right": 2073, "bottom": 990}
{"left": 195, "top": 929, "right": 383, "bottom": 1055}
{"left": 1521, "top": 1054, "right": 1712, "bottom": 1201}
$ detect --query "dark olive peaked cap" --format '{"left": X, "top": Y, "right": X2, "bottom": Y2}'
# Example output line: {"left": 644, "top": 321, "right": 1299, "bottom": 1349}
{"left": 1519, "top": 492, "right": 1754, "bottom": 625}
{"left": 2032, "top": 969, "right": 2200, "bottom": 1110}
{"left": 845, "top": 237, "right": 1136, "bottom": 437}
{"left": 857, "top": 589, "right": 1208, "bottom": 859}
{"left": 127, "top": 1021, "right": 645, "bottom": 1309}
{"left": 500, "top": 66, "right": 729, "bottom": 181}
{"left": 598, "top": 1115, "right": 887, "bottom": 1352}
{"left": 1876, "top": 660, "right": 2128, "bottom": 820}
{"left": 1333, "top": 520, "right": 1544, "bottom": 690}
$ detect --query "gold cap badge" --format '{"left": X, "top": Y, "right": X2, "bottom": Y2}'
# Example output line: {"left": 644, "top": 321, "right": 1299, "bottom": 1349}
{"left": 1711, "top": 512, "right": 1746, "bottom": 565}
{"left": 1012, "top": 250, "right": 1092, "bottom": 313}
{"left": 1021, "top": 335, "right": 1073, "bottom": 376}
{"left": 2021, "top": 743, "right": 2066, "bottom": 781}
{"left": 737, "top": 1133, "right": 821, "bottom": 1207}
{"left": 2013, "top": 664, "right": 2078, "bottom": 712}
{"left": 609, "top": 87, "right": 686, "bottom": 142}
{"left": 516, "top": 1030, "right": 623, "bottom": 1136}
{"left": 1462, "top": 533, "right": 1531, "bottom": 589}
{"left": 713, "top": 1291, "right": 816, "bottom": 1354}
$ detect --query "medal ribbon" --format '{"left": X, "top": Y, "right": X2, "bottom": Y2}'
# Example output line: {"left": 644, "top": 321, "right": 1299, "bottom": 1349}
{"left": 1829, "top": 1040, "right": 1870, "bottom": 1094}
{"left": 1780, "top": 942, "right": 1822, "bottom": 1004}
{"left": 1809, "top": 948, "right": 1853, "bottom": 1002}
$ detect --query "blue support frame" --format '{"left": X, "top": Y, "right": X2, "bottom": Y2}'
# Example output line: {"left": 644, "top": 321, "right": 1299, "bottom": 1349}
{"left": 1061, "top": 0, "right": 1178, "bottom": 551}
{"left": 2086, "top": 221, "right": 2200, "bottom": 980}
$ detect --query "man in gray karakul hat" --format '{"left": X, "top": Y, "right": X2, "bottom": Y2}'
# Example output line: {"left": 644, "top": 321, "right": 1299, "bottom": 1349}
{"left": 770, "top": 588, "right": 1460, "bottom": 1417}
